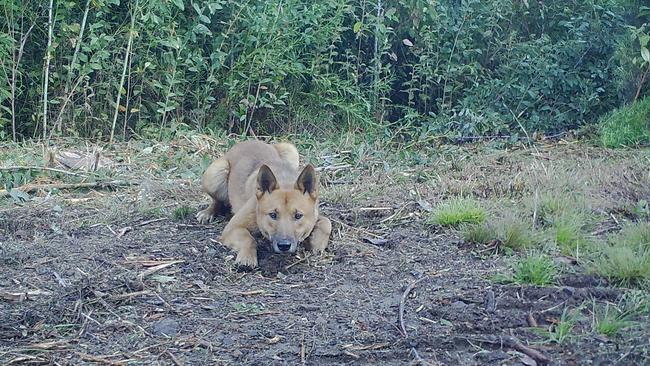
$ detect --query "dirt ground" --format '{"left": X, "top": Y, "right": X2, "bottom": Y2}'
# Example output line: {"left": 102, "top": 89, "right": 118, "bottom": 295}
{"left": 1, "top": 137, "right": 649, "bottom": 365}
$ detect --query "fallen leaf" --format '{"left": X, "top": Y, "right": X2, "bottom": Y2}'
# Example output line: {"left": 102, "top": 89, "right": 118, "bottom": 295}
{"left": 9, "top": 188, "right": 30, "bottom": 203}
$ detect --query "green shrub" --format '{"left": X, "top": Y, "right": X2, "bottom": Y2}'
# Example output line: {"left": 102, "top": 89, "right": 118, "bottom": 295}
{"left": 0, "top": 0, "right": 641, "bottom": 140}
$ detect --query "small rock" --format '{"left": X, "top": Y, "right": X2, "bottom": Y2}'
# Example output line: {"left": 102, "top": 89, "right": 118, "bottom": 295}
{"left": 484, "top": 350, "right": 509, "bottom": 362}
{"left": 451, "top": 300, "right": 468, "bottom": 309}
{"left": 220, "top": 334, "right": 235, "bottom": 346}
{"left": 417, "top": 199, "right": 433, "bottom": 212}
{"left": 151, "top": 318, "right": 179, "bottom": 337}
{"left": 519, "top": 353, "right": 537, "bottom": 366}
{"left": 315, "top": 316, "right": 327, "bottom": 325}
{"left": 362, "top": 237, "right": 390, "bottom": 246}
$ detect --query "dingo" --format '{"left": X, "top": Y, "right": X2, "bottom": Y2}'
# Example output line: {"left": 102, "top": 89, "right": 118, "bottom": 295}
{"left": 197, "top": 140, "right": 331, "bottom": 267}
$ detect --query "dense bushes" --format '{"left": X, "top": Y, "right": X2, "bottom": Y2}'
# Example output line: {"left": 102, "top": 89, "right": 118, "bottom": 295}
{"left": 0, "top": 0, "right": 646, "bottom": 141}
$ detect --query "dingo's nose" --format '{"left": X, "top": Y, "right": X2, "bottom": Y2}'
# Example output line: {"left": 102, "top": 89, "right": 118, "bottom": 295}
{"left": 276, "top": 240, "right": 292, "bottom": 252}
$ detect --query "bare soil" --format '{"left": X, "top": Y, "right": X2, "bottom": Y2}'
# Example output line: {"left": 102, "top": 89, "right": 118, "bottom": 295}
{"left": 1, "top": 139, "right": 649, "bottom": 365}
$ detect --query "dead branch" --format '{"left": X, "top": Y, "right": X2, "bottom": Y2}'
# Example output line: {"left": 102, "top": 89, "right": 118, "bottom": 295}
{"left": 0, "top": 180, "right": 133, "bottom": 198}
{"left": 137, "top": 217, "right": 167, "bottom": 226}
{"left": 459, "top": 335, "right": 551, "bottom": 365}
{"left": 285, "top": 253, "right": 312, "bottom": 270}
{"left": 75, "top": 351, "right": 129, "bottom": 365}
{"left": 165, "top": 350, "right": 183, "bottom": 366}
{"left": 0, "top": 165, "right": 88, "bottom": 177}
{"left": 110, "top": 290, "right": 152, "bottom": 301}
{"left": 24, "top": 340, "right": 68, "bottom": 350}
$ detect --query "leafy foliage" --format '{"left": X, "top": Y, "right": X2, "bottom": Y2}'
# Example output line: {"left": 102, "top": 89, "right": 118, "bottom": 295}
{"left": 0, "top": 0, "right": 646, "bottom": 140}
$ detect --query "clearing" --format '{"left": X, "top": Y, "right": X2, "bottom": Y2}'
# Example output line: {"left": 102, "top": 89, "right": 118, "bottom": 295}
{"left": 1, "top": 135, "right": 649, "bottom": 365}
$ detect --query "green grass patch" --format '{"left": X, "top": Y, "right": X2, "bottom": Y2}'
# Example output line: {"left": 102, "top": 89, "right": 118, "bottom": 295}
{"left": 172, "top": 205, "right": 194, "bottom": 220}
{"left": 537, "top": 307, "right": 581, "bottom": 344}
{"left": 535, "top": 193, "right": 575, "bottom": 226}
{"left": 501, "top": 217, "right": 536, "bottom": 250}
{"left": 600, "top": 96, "right": 650, "bottom": 148}
{"left": 429, "top": 198, "right": 487, "bottom": 226}
{"left": 462, "top": 215, "right": 537, "bottom": 251}
{"left": 512, "top": 253, "right": 557, "bottom": 286}
{"left": 591, "top": 222, "right": 650, "bottom": 287}
{"left": 462, "top": 222, "right": 497, "bottom": 245}
{"left": 592, "top": 302, "right": 635, "bottom": 338}
{"left": 533, "top": 192, "right": 590, "bottom": 226}
{"left": 552, "top": 213, "right": 591, "bottom": 257}
{"left": 590, "top": 292, "right": 648, "bottom": 338}
{"left": 495, "top": 252, "right": 558, "bottom": 286}
{"left": 531, "top": 193, "right": 595, "bottom": 257}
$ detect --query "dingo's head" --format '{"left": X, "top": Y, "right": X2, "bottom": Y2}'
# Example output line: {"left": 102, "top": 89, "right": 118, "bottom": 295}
{"left": 255, "top": 164, "right": 319, "bottom": 254}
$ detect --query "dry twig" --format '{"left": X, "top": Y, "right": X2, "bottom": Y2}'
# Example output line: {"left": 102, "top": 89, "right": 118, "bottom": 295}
{"left": 398, "top": 276, "right": 433, "bottom": 365}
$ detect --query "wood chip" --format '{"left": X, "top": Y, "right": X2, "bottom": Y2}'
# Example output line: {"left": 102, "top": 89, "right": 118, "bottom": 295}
{"left": 0, "top": 289, "right": 52, "bottom": 302}
{"left": 138, "top": 260, "right": 184, "bottom": 279}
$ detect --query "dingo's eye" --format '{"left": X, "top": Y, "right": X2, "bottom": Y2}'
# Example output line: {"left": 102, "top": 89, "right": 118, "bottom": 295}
{"left": 269, "top": 212, "right": 278, "bottom": 220}
{"left": 294, "top": 212, "right": 303, "bottom": 220}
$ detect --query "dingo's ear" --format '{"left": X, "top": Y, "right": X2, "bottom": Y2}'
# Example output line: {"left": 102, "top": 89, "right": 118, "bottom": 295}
{"left": 295, "top": 164, "right": 317, "bottom": 198}
{"left": 257, "top": 165, "right": 278, "bottom": 198}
